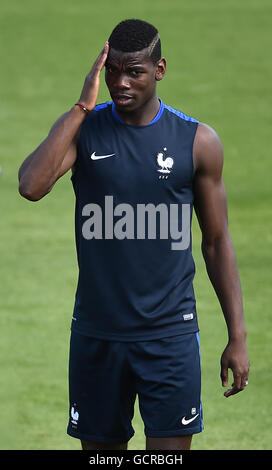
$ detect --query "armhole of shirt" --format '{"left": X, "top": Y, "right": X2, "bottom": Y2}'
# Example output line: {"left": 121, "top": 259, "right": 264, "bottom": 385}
{"left": 191, "top": 121, "right": 199, "bottom": 177}
{"left": 70, "top": 120, "right": 85, "bottom": 184}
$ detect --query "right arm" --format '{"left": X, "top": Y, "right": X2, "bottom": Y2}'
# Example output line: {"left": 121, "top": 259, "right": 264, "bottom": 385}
{"left": 18, "top": 108, "right": 84, "bottom": 201}
{"left": 18, "top": 42, "right": 109, "bottom": 201}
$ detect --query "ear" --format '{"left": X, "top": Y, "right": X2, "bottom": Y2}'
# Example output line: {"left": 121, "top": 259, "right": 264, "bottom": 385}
{"left": 155, "top": 58, "right": 166, "bottom": 81}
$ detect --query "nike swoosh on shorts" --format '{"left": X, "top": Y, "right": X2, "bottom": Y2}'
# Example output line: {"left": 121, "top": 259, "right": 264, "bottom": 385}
{"left": 181, "top": 414, "right": 199, "bottom": 425}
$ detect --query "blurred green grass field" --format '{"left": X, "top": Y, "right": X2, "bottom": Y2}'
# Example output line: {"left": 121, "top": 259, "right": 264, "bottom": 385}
{"left": 0, "top": 0, "right": 271, "bottom": 450}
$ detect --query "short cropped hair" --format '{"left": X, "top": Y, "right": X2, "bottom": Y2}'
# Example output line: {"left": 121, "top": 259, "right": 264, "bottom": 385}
{"left": 108, "top": 19, "right": 161, "bottom": 64}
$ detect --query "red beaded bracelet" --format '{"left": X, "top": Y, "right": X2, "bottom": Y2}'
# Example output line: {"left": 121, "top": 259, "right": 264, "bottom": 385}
{"left": 75, "top": 103, "right": 90, "bottom": 114}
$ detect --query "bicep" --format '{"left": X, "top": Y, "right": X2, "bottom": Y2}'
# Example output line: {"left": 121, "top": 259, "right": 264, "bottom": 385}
{"left": 193, "top": 123, "right": 229, "bottom": 244}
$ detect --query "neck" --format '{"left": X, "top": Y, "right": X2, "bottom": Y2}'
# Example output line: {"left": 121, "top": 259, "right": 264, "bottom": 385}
{"left": 114, "top": 94, "right": 160, "bottom": 126}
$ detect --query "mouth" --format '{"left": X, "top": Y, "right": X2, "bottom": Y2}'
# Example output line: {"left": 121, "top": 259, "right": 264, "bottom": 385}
{"left": 113, "top": 94, "right": 134, "bottom": 107}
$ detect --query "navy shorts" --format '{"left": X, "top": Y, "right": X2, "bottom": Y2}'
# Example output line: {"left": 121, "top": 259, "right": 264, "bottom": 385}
{"left": 67, "top": 330, "right": 203, "bottom": 444}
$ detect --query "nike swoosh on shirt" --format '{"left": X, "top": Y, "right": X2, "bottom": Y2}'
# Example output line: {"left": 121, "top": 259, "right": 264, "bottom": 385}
{"left": 91, "top": 152, "right": 115, "bottom": 160}
{"left": 181, "top": 414, "right": 199, "bottom": 425}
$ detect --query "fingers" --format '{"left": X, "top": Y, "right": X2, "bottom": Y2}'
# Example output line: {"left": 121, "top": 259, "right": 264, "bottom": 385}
{"left": 220, "top": 365, "right": 228, "bottom": 388}
{"left": 79, "top": 42, "right": 110, "bottom": 111}
{"left": 223, "top": 372, "right": 249, "bottom": 398}
{"left": 224, "top": 381, "right": 240, "bottom": 398}
{"left": 93, "top": 41, "right": 109, "bottom": 72}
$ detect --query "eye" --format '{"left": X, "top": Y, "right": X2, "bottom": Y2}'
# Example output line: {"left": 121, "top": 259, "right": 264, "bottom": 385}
{"left": 129, "top": 69, "right": 142, "bottom": 77}
{"left": 106, "top": 65, "right": 116, "bottom": 73}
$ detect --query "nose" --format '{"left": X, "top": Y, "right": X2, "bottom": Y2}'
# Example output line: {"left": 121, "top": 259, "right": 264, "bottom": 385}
{"left": 114, "top": 72, "right": 130, "bottom": 90}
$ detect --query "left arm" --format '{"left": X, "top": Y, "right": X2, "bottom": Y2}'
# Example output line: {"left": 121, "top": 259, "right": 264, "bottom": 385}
{"left": 193, "top": 123, "right": 250, "bottom": 397}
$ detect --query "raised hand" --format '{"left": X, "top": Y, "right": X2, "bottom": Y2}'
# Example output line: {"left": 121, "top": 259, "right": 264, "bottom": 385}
{"left": 78, "top": 42, "right": 109, "bottom": 112}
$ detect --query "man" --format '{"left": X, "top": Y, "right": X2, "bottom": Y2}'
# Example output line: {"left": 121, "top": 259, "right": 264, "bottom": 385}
{"left": 18, "top": 19, "right": 249, "bottom": 451}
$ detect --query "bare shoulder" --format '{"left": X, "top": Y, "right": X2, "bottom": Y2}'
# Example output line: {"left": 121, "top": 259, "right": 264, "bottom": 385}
{"left": 193, "top": 122, "right": 224, "bottom": 175}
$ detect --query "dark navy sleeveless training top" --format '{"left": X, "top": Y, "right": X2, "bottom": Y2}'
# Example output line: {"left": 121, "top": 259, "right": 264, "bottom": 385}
{"left": 70, "top": 98, "right": 199, "bottom": 341}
